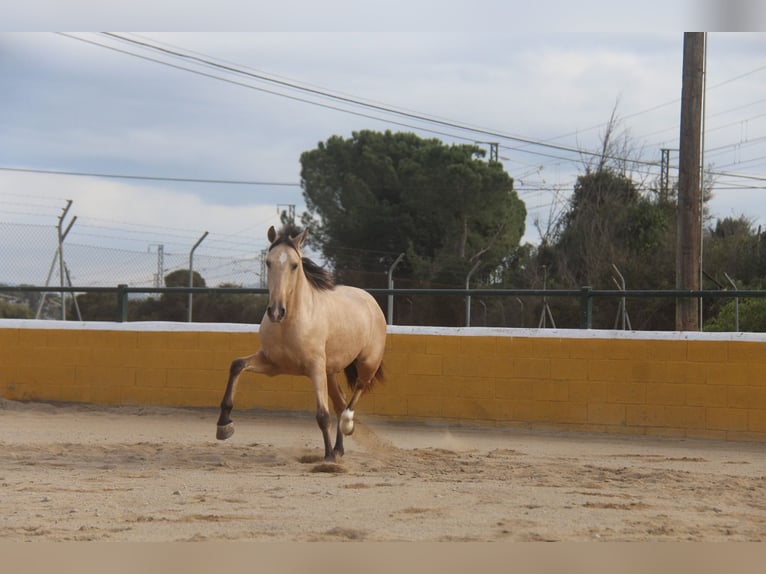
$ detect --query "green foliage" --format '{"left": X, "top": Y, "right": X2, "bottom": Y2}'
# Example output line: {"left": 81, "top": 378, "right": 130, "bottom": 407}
{"left": 0, "top": 298, "right": 33, "bottom": 318}
{"left": 74, "top": 273, "right": 267, "bottom": 323}
{"left": 156, "top": 269, "right": 207, "bottom": 321}
{"left": 74, "top": 291, "right": 120, "bottom": 321}
{"left": 703, "top": 216, "right": 765, "bottom": 287}
{"left": 300, "top": 130, "right": 526, "bottom": 290}
{"left": 552, "top": 168, "right": 675, "bottom": 289}
{"left": 704, "top": 297, "right": 766, "bottom": 333}
{"left": 165, "top": 269, "right": 206, "bottom": 288}
{"left": 189, "top": 283, "right": 267, "bottom": 324}
{"left": 533, "top": 168, "right": 677, "bottom": 330}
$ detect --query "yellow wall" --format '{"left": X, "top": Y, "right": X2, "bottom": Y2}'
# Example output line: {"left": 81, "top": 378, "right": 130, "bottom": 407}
{"left": 2, "top": 321, "right": 766, "bottom": 441}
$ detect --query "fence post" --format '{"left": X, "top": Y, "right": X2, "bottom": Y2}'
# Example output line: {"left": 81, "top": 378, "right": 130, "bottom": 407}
{"left": 387, "top": 253, "right": 405, "bottom": 325}
{"left": 465, "top": 259, "right": 482, "bottom": 327}
{"left": 117, "top": 284, "right": 129, "bottom": 323}
{"left": 188, "top": 231, "right": 209, "bottom": 323}
{"left": 579, "top": 286, "right": 593, "bottom": 329}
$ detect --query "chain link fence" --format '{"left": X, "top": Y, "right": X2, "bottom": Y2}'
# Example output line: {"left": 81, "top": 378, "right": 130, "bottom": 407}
{"left": 1, "top": 221, "right": 762, "bottom": 329}
{"left": 0, "top": 221, "right": 265, "bottom": 288}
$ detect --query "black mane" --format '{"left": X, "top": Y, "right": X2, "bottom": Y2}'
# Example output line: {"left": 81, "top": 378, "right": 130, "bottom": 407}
{"left": 301, "top": 256, "right": 335, "bottom": 291}
{"left": 269, "top": 224, "right": 335, "bottom": 291}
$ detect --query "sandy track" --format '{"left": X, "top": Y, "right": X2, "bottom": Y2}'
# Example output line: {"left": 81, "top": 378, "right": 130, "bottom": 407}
{"left": 1, "top": 399, "right": 765, "bottom": 541}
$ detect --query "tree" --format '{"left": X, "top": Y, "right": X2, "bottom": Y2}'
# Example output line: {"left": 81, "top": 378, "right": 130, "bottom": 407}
{"left": 156, "top": 269, "right": 206, "bottom": 322}
{"left": 140, "top": 270, "right": 268, "bottom": 323}
{"left": 703, "top": 216, "right": 764, "bottom": 287}
{"left": 75, "top": 291, "right": 120, "bottom": 321}
{"left": 299, "top": 130, "right": 526, "bottom": 324}
{"left": 191, "top": 282, "right": 268, "bottom": 324}
{"left": 74, "top": 271, "right": 269, "bottom": 323}
{"left": 526, "top": 108, "right": 680, "bottom": 329}
{"left": 701, "top": 216, "right": 766, "bottom": 331}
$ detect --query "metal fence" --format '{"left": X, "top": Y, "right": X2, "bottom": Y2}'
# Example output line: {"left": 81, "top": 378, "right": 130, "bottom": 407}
{"left": 2, "top": 221, "right": 763, "bottom": 330}
{"left": 1, "top": 283, "right": 763, "bottom": 330}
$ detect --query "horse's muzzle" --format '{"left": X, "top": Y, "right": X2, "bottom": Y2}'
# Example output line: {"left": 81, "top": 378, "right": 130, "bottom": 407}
{"left": 267, "top": 304, "right": 286, "bottom": 323}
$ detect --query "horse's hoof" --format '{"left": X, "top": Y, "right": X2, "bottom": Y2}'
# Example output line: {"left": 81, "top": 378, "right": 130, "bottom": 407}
{"left": 216, "top": 422, "right": 234, "bottom": 440}
{"left": 340, "top": 409, "right": 355, "bottom": 436}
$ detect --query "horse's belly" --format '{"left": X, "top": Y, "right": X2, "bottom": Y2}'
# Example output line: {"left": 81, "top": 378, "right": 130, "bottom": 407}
{"left": 323, "top": 302, "right": 385, "bottom": 371}
{"left": 324, "top": 343, "right": 362, "bottom": 373}
{"left": 259, "top": 285, "right": 385, "bottom": 375}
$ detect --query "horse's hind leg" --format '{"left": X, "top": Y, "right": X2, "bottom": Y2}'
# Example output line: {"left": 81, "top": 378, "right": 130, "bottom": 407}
{"left": 327, "top": 373, "right": 348, "bottom": 458}
{"left": 216, "top": 351, "right": 275, "bottom": 440}
{"left": 340, "top": 359, "right": 382, "bottom": 436}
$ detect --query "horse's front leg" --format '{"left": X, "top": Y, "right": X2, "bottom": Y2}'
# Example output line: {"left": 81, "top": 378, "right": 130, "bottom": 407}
{"left": 309, "top": 364, "right": 335, "bottom": 462}
{"left": 216, "top": 351, "right": 275, "bottom": 440}
{"left": 327, "top": 373, "right": 348, "bottom": 459}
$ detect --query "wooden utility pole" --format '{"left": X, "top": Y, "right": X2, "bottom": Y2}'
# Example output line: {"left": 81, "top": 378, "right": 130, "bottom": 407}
{"left": 675, "top": 32, "right": 705, "bottom": 331}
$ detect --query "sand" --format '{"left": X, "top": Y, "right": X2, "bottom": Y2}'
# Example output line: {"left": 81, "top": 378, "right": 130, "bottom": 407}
{"left": 1, "top": 398, "right": 765, "bottom": 542}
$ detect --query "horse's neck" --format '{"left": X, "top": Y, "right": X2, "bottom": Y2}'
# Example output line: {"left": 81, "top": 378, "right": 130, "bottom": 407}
{"left": 289, "top": 273, "right": 319, "bottom": 320}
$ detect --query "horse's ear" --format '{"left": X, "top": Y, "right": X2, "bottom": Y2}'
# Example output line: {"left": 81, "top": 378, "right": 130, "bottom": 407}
{"left": 267, "top": 226, "right": 277, "bottom": 244}
{"left": 294, "top": 227, "right": 309, "bottom": 248}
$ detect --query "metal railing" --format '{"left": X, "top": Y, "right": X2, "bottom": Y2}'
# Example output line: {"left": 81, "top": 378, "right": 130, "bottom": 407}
{"left": 2, "top": 284, "right": 764, "bottom": 329}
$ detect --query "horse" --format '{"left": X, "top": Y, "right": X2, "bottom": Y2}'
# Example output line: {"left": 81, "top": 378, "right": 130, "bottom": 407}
{"left": 216, "top": 224, "right": 387, "bottom": 462}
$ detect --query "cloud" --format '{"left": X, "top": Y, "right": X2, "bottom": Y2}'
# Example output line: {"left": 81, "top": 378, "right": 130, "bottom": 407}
{"left": 0, "top": 170, "right": 289, "bottom": 285}
{"left": 0, "top": 171, "right": 284, "bottom": 238}
{"left": 3, "top": 31, "right": 766, "bottom": 269}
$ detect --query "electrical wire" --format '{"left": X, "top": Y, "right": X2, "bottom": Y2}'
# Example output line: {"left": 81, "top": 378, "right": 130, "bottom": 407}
{"left": 14, "top": 32, "right": 766, "bottom": 233}
{"left": 59, "top": 32, "right": 651, "bottom": 166}
{"left": 0, "top": 166, "right": 300, "bottom": 187}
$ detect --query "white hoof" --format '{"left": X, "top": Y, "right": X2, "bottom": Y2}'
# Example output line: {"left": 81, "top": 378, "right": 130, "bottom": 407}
{"left": 340, "top": 409, "right": 355, "bottom": 436}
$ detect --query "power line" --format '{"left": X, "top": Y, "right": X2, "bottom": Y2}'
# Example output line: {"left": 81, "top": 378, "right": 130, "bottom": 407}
{"left": 0, "top": 166, "right": 300, "bottom": 187}
{"left": 60, "top": 32, "right": 648, "bottom": 166}
{"left": 112, "top": 32, "right": 757, "bottom": 178}
{"left": 55, "top": 33, "right": 765, "bottom": 192}
{"left": 23, "top": 33, "right": 766, "bottom": 225}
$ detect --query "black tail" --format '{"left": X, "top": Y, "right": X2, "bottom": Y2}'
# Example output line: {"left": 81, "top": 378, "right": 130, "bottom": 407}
{"left": 343, "top": 362, "right": 384, "bottom": 393}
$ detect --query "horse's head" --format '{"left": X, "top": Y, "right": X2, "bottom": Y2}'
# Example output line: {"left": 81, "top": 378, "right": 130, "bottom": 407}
{"left": 265, "top": 225, "right": 309, "bottom": 323}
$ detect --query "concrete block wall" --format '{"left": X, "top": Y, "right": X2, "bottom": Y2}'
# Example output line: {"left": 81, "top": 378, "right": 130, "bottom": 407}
{"left": 2, "top": 320, "right": 766, "bottom": 441}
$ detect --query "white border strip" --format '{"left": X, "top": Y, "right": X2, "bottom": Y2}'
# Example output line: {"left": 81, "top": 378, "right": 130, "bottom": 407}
{"left": 2, "top": 319, "right": 766, "bottom": 342}
{"left": 387, "top": 325, "right": 766, "bottom": 342}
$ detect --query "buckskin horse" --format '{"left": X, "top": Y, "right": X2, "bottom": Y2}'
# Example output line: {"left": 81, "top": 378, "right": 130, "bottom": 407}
{"left": 216, "top": 224, "right": 386, "bottom": 461}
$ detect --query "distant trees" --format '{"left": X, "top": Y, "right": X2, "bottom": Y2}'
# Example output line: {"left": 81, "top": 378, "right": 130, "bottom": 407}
{"left": 534, "top": 167, "right": 677, "bottom": 330}
{"left": 702, "top": 216, "right": 766, "bottom": 332}
{"left": 55, "top": 209, "right": 766, "bottom": 331}
{"left": 703, "top": 216, "right": 766, "bottom": 288}
{"left": 550, "top": 169, "right": 675, "bottom": 288}
{"left": 301, "top": 131, "right": 526, "bottom": 280}
{"left": 534, "top": 171, "right": 766, "bottom": 331}
{"left": 0, "top": 296, "right": 33, "bottom": 318}
{"left": 705, "top": 298, "right": 766, "bottom": 332}
{"left": 0, "top": 284, "right": 36, "bottom": 318}
{"left": 299, "top": 130, "right": 526, "bottom": 324}
{"left": 295, "top": 126, "right": 766, "bottom": 330}
{"left": 73, "top": 270, "right": 267, "bottom": 323}
{"left": 4, "top": 123, "right": 766, "bottom": 331}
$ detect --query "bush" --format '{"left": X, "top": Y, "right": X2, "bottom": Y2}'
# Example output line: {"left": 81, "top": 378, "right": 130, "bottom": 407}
{"left": 704, "top": 297, "right": 766, "bottom": 332}
{"left": 0, "top": 298, "right": 33, "bottom": 318}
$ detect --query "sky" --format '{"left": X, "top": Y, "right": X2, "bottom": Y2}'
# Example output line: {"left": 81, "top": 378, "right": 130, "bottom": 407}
{"left": 2, "top": 12, "right": 766, "bottom": 287}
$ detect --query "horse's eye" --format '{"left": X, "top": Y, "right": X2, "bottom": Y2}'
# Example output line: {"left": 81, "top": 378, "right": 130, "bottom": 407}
{"left": 291, "top": 263, "right": 298, "bottom": 271}
{"left": 266, "top": 261, "right": 271, "bottom": 268}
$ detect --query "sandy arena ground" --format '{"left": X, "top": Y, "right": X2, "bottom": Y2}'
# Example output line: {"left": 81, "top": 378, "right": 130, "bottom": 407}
{"left": 1, "top": 398, "right": 765, "bottom": 542}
